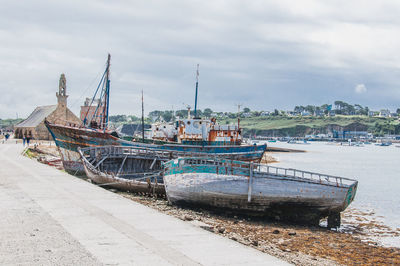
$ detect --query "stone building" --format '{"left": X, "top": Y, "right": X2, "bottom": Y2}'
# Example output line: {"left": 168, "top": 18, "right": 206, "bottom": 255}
{"left": 14, "top": 74, "right": 81, "bottom": 140}
{"left": 80, "top": 97, "right": 102, "bottom": 126}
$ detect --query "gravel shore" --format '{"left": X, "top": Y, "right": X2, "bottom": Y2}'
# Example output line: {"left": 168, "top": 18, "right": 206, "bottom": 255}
{"left": 118, "top": 193, "right": 400, "bottom": 266}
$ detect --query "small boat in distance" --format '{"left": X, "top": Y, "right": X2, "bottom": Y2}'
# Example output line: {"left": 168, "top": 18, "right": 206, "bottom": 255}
{"left": 375, "top": 142, "right": 392, "bottom": 146}
{"left": 287, "top": 138, "right": 309, "bottom": 145}
{"left": 163, "top": 157, "right": 358, "bottom": 228}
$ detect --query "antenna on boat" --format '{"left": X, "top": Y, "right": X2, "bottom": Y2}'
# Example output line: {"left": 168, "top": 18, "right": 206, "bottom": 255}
{"left": 186, "top": 105, "right": 191, "bottom": 119}
{"left": 194, "top": 64, "right": 199, "bottom": 118}
{"left": 141, "top": 90, "right": 145, "bottom": 142}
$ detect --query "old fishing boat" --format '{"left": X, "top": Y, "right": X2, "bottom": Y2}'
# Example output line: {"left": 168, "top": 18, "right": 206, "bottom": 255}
{"left": 46, "top": 55, "right": 266, "bottom": 175}
{"left": 128, "top": 65, "right": 244, "bottom": 146}
{"left": 45, "top": 54, "right": 118, "bottom": 174}
{"left": 78, "top": 146, "right": 166, "bottom": 195}
{"left": 136, "top": 116, "right": 243, "bottom": 146}
{"left": 163, "top": 157, "right": 358, "bottom": 228}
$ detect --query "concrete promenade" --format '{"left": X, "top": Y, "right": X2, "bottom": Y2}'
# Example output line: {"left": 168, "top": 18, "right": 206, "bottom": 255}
{"left": 0, "top": 142, "right": 289, "bottom": 265}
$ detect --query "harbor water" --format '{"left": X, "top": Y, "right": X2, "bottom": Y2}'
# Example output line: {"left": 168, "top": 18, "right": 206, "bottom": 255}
{"left": 267, "top": 141, "right": 400, "bottom": 247}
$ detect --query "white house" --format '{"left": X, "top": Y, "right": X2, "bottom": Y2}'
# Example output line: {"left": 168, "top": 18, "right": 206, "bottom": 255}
{"left": 379, "top": 109, "right": 391, "bottom": 118}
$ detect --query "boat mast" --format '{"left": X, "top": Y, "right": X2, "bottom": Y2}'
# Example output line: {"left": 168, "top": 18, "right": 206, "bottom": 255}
{"left": 237, "top": 104, "right": 241, "bottom": 130}
{"left": 194, "top": 64, "right": 199, "bottom": 118}
{"left": 103, "top": 54, "right": 111, "bottom": 130}
{"left": 141, "top": 90, "right": 145, "bottom": 142}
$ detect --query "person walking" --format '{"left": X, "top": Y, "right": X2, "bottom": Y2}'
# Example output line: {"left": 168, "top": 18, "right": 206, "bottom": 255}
{"left": 23, "top": 136, "right": 26, "bottom": 146}
{"left": 26, "top": 136, "right": 31, "bottom": 146}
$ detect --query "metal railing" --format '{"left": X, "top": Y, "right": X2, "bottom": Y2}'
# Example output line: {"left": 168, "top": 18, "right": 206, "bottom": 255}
{"left": 172, "top": 157, "right": 357, "bottom": 187}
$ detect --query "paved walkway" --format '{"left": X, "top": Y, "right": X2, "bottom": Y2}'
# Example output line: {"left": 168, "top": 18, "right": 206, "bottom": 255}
{"left": 0, "top": 142, "right": 289, "bottom": 265}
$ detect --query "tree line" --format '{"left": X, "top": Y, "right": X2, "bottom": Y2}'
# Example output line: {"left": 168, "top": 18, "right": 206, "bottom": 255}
{"left": 108, "top": 100, "right": 400, "bottom": 123}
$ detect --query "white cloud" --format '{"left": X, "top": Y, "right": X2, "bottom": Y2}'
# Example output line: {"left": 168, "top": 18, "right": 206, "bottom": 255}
{"left": 355, "top": 84, "right": 367, "bottom": 94}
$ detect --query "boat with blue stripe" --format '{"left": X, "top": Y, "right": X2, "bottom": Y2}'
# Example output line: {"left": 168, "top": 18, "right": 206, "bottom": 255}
{"left": 163, "top": 157, "right": 358, "bottom": 228}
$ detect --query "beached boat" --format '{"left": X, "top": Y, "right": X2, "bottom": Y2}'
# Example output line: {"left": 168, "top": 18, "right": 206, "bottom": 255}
{"left": 46, "top": 55, "right": 266, "bottom": 175}
{"left": 78, "top": 145, "right": 257, "bottom": 195}
{"left": 375, "top": 142, "right": 392, "bottom": 146}
{"left": 163, "top": 157, "right": 358, "bottom": 228}
{"left": 78, "top": 146, "right": 166, "bottom": 195}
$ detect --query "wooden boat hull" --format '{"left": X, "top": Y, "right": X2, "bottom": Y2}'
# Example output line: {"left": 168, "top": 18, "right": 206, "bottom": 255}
{"left": 45, "top": 122, "right": 125, "bottom": 175}
{"left": 163, "top": 158, "right": 358, "bottom": 225}
{"left": 82, "top": 163, "right": 165, "bottom": 195}
{"left": 45, "top": 121, "right": 266, "bottom": 175}
{"left": 79, "top": 146, "right": 165, "bottom": 195}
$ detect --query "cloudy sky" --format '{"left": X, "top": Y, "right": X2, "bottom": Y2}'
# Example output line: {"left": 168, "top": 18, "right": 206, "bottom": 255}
{"left": 1, "top": 0, "right": 400, "bottom": 118}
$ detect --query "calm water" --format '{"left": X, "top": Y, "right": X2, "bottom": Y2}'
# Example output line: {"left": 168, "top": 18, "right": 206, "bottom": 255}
{"left": 266, "top": 141, "right": 400, "bottom": 246}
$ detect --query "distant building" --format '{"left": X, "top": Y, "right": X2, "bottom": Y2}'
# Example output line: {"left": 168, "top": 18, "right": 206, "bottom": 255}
{"left": 117, "top": 123, "right": 151, "bottom": 136}
{"left": 328, "top": 110, "right": 336, "bottom": 116}
{"left": 14, "top": 74, "right": 81, "bottom": 140}
{"left": 379, "top": 109, "right": 391, "bottom": 118}
{"left": 286, "top": 111, "right": 296, "bottom": 117}
{"left": 314, "top": 110, "right": 324, "bottom": 117}
{"left": 260, "top": 111, "right": 270, "bottom": 116}
{"left": 80, "top": 98, "right": 102, "bottom": 126}
{"left": 301, "top": 111, "right": 311, "bottom": 116}
{"left": 332, "top": 130, "right": 372, "bottom": 139}
{"left": 211, "top": 112, "right": 219, "bottom": 117}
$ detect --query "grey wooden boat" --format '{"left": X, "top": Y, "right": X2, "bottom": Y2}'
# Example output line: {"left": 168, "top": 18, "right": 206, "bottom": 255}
{"left": 163, "top": 157, "right": 358, "bottom": 228}
{"left": 78, "top": 146, "right": 168, "bottom": 196}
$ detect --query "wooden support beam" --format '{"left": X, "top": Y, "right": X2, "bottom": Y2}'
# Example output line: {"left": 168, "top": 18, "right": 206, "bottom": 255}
{"left": 247, "top": 162, "right": 253, "bottom": 203}
{"left": 116, "top": 155, "right": 128, "bottom": 176}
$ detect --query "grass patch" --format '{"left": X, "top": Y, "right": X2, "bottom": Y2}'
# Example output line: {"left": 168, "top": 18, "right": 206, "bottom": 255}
{"left": 24, "top": 148, "right": 36, "bottom": 159}
{"left": 219, "top": 116, "right": 400, "bottom": 136}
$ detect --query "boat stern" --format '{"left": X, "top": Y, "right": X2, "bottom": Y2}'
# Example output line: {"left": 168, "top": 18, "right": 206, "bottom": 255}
{"left": 343, "top": 181, "right": 358, "bottom": 209}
